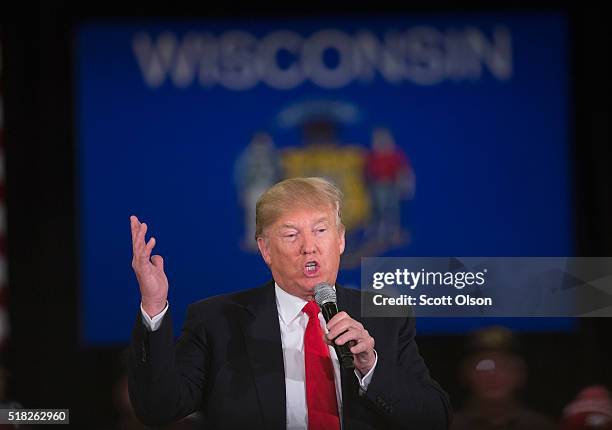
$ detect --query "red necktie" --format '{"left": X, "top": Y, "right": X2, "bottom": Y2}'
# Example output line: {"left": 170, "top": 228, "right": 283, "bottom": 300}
{"left": 302, "top": 300, "right": 340, "bottom": 430}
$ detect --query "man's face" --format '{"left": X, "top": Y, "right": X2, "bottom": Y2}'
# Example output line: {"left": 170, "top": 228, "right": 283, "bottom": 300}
{"left": 257, "top": 206, "right": 345, "bottom": 300}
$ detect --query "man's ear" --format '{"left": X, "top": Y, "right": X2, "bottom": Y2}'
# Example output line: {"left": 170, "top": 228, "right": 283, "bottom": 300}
{"left": 257, "top": 236, "right": 272, "bottom": 265}
{"left": 338, "top": 225, "right": 346, "bottom": 255}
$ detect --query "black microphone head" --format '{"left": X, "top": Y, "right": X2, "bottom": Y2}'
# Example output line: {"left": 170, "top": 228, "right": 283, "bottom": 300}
{"left": 314, "top": 283, "right": 336, "bottom": 306}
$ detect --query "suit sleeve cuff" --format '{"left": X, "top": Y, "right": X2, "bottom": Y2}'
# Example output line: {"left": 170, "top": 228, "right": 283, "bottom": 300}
{"left": 140, "top": 302, "right": 169, "bottom": 332}
{"left": 354, "top": 349, "right": 378, "bottom": 392}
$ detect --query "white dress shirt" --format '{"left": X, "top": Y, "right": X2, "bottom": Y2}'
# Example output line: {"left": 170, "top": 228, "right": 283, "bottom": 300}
{"left": 140, "top": 284, "right": 377, "bottom": 430}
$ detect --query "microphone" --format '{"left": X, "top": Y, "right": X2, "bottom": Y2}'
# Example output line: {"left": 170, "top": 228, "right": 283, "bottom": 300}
{"left": 314, "top": 283, "right": 355, "bottom": 370}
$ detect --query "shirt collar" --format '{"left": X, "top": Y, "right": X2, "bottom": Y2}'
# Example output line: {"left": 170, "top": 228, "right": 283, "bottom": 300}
{"left": 274, "top": 282, "right": 337, "bottom": 325}
{"left": 274, "top": 282, "right": 308, "bottom": 325}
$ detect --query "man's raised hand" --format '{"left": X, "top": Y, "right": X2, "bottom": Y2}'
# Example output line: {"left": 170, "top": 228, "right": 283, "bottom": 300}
{"left": 130, "top": 215, "right": 168, "bottom": 317}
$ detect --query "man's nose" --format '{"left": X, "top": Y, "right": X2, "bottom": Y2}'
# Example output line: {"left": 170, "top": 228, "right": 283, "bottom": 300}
{"left": 301, "top": 232, "right": 317, "bottom": 254}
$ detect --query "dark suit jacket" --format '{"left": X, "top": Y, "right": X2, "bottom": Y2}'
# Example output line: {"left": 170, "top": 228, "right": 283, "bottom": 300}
{"left": 128, "top": 281, "right": 452, "bottom": 429}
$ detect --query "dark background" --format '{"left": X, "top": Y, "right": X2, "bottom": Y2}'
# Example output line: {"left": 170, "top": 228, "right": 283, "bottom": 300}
{"left": 1, "top": 1, "right": 611, "bottom": 427}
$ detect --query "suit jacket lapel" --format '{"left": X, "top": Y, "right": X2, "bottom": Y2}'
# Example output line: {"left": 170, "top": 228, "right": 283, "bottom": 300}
{"left": 239, "top": 281, "right": 286, "bottom": 429}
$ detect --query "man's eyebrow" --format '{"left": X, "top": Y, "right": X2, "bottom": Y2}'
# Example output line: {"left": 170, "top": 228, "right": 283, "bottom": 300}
{"left": 277, "top": 217, "right": 330, "bottom": 229}
{"left": 278, "top": 223, "right": 298, "bottom": 229}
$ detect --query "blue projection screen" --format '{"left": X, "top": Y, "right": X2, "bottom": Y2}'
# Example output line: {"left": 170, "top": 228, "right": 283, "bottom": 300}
{"left": 76, "top": 14, "right": 572, "bottom": 345}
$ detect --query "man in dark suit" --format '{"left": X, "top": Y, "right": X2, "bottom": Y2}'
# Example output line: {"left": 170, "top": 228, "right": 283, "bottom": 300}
{"left": 128, "top": 177, "right": 451, "bottom": 429}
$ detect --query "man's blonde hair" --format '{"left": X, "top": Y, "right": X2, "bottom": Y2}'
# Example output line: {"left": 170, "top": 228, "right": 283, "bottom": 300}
{"left": 255, "top": 177, "right": 344, "bottom": 240}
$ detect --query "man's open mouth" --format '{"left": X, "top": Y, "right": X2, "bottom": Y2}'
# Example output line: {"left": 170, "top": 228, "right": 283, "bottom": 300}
{"left": 304, "top": 261, "right": 320, "bottom": 277}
